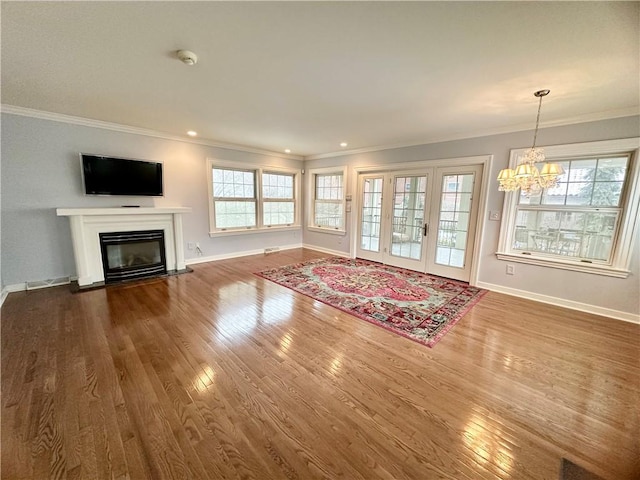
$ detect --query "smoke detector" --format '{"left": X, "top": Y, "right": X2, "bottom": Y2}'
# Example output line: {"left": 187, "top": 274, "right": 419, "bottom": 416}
{"left": 176, "top": 50, "right": 198, "bottom": 66}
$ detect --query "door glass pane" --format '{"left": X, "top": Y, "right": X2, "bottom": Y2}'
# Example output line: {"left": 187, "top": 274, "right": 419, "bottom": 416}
{"left": 390, "top": 176, "right": 426, "bottom": 260}
{"left": 360, "top": 177, "right": 383, "bottom": 252}
{"left": 435, "top": 174, "right": 474, "bottom": 268}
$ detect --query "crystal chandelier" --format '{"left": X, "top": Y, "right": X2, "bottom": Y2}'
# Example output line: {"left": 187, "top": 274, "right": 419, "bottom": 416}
{"left": 497, "top": 89, "right": 564, "bottom": 196}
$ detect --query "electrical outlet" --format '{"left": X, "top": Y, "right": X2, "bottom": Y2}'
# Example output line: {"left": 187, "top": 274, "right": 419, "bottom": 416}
{"left": 506, "top": 264, "right": 515, "bottom": 275}
{"left": 187, "top": 242, "right": 195, "bottom": 250}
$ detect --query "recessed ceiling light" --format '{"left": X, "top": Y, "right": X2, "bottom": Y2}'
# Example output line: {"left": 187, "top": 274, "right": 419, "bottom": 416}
{"left": 340, "top": 142, "right": 348, "bottom": 147}
{"left": 187, "top": 130, "right": 197, "bottom": 137}
{"left": 284, "top": 149, "right": 291, "bottom": 154}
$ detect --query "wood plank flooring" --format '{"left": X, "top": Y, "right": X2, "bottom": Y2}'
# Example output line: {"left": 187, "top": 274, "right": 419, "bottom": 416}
{"left": 2, "top": 248, "right": 639, "bottom": 479}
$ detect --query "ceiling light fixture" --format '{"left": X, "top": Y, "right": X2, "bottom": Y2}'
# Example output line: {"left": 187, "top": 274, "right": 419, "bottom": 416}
{"left": 284, "top": 149, "right": 291, "bottom": 154}
{"left": 176, "top": 50, "right": 198, "bottom": 66}
{"left": 187, "top": 130, "right": 197, "bottom": 137}
{"left": 340, "top": 142, "right": 348, "bottom": 147}
{"left": 497, "top": 89, "right": 564, "bottom": 196}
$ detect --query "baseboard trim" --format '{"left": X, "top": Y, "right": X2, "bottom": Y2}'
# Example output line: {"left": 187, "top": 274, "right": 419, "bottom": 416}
{"left": 185, "top": 243, "right": 304, "bottom": 266}
{"left": 0, "top": 288, "right": 8, "bottom": 308}
{"left": 1, "top": 283, "right": 27, "bottom": 308}
{"left": 476, "top": 281, "right": 640, "bottom": 324}
{"left": 302, "top": 244, "right": 351, "bottom": 258}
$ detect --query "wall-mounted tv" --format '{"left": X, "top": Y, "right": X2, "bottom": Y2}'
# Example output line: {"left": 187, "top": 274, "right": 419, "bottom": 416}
{"left": 81, "top": 154, "right": 164, "bottom": 196}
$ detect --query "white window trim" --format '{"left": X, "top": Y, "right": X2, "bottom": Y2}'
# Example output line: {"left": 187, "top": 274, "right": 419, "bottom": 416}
{"left": 496, "top": 137, "right": 640, "bottom": 278}
{"left": 307, "top": 165, "right": 348, "bottom": 235}
{"left": 207, "top": 158, "right": 302, "bottom": 236}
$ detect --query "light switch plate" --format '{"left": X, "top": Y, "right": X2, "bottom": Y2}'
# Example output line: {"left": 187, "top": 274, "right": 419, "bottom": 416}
{"left": 489, "top": 211, "right": 501, "bottom": 221}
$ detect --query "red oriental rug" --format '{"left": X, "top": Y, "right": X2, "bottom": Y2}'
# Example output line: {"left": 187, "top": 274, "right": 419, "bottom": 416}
{"left": 255, "top": 256, "right": 486, "bottom": 347}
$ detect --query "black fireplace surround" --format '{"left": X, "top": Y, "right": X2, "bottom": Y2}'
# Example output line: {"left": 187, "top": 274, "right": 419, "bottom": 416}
{"left": 99, "top": 230, "right": 167, "bottom": 283}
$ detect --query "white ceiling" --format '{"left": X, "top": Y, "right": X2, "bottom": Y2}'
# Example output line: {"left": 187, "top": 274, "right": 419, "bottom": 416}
{"left": 2, "top": 2, "right": 638, "bottom": 158}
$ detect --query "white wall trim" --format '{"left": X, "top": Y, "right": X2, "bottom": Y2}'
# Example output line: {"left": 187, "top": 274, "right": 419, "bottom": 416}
{"left": 1, "top": 104, "right": 304, "bottom": 161}
{"left": 497, "top": 137, "right": 640, "bottom": 276}
{"left": 185, "top": 243, "right": 304, "bottom": 266}
{"left": 476, "top": 280, "right": 640, "bottom": 324}
{"left": 305, "top": 108, "right": 640, "bottom": 160}
{"left": 302, "top": 244, "right": 350, "bottom": 258}
{"left": 1, "top": 283, "right": 27, "bottom": 308}
{"left": 3, "top": 104, "right": 637, "bottom": 163}
{"left": 349, "top": 154, "right": 492, "bottom": 285}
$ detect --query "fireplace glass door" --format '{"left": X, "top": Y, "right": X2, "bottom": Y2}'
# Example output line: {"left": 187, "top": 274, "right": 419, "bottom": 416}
{"left": 99, "top": 230, "right": 167, "bottom": 283}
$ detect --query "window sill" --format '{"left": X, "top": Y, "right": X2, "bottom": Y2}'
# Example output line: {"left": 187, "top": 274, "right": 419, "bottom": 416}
{"left": 209, "top": 225, "right": 300, "bottom": 238}
{"left": 495, "top": 252, "right": 630, "bottom": 278}
{"left": 307, "top": 226, "right": 347, "bottom": 236}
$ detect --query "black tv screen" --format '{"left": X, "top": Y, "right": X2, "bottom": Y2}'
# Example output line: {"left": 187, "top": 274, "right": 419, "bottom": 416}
{"left": 81, "top": 154, "right": 163, "bottom": 196}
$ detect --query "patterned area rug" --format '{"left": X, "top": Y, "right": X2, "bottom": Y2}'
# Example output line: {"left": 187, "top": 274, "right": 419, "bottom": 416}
{"left": 256, "top": 256, "right": 486, "bottom": 347}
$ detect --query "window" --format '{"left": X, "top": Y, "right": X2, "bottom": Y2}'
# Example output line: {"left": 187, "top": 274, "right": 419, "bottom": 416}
{"left": 308, "top": 167, "right": 347, "bottom": 233}
{"left": 262, "top": 172, "right": 295, "bottom": 226}
{"left": 497, "top": 138, "right": 640, "bottom": 278}
{"left": 208, "top": 160, "right": 301, "bottom": 235}
{"left": 212, "top": 168, "right": 257, "bottom": 229}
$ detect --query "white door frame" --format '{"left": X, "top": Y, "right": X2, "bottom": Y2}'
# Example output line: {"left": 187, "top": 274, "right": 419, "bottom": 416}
{"left": 349, "top": 155, "right": 493, "bottom": 286}
{"left": 426, "top": 165, "right": 484, "bottom": 282}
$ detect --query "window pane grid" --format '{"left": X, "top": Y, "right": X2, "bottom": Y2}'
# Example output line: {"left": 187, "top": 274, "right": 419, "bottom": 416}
{"left": 211, "top": 166, "right": 298, "bottom": 231}
{"left": 436, "top": 174, "right": 474, "bottom": 268}
{"left": 314, "top": 172, "right": 344, "bottom": 229}
{"left": 213, "top": 168, "right": 256, "bottom": 200}
{"left": 513, "top": 208, "right": 619, "bottom": 262}
{"left": 214, "top": 200, "right": 257, "bottom": 229}
{"left": 391, "top": 176, "right": 426, "bottom": 260}
{"left": 511, "top": 154, "right": 630, "bottom": 265}
{"left": 263, "top": 200, "right": 295, "bottom": 226}
{"left": 316, "top": 174, "right": 343, "bottom": 200}
{"left": 315, "top": 200, "right": 343, "bottom": 228}
{"left": 262, "top": 172, "right": 294, "bottom": 199}
{"left": 360, "top": 177, "right": 383, "bottom": 252}
{"left": 519, "top": 156, "right": 629, "bottom": 207}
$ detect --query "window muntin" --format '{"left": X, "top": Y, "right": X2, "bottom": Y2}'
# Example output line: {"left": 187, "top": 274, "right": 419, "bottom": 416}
{"left": 511, "top": 155, "right": 629, "bottom": 264}
{"left": 497, "top": 138, "right": 640, "bottom": 278}
{"left": 518, "top": 157, "right": 628, "bottom": 207}
{"left": 212, "top": 168, "right": 257, "bottom": 229}
{"left": 314, "top": 173, "right": 344, "bottom": 229}
{"left": 262, "top": 172, "right": 295, "bottom": 226}
{"left": 209, "top": 163, "right": 300, "bottom": 234}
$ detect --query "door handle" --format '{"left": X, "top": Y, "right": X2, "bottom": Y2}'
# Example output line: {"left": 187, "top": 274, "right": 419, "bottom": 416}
{"left": 423, "top": 223, "right": 429, "bottom": 237}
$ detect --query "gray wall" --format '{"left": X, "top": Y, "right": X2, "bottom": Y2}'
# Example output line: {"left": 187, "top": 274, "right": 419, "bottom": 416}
{"left": 303, "top": 116, "right": 640, "bottom": 316}
{"left": 1, "top": 113, "right": 303, "bottom": 286}
{"left": 2, "top": 112, "right": 638, "bottom": 317}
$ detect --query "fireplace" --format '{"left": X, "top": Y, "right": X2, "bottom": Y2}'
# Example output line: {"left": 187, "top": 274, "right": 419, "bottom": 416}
{"left": 99, "top": 230, "right": 167, "bottom": 283}
{"left": 57, "top": 207, "right": 190, "bottom": 288}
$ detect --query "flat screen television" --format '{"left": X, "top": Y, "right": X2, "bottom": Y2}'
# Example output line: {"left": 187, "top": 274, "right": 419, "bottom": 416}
{"left": 81, "top": 154, "right": 164, "bottom": 196}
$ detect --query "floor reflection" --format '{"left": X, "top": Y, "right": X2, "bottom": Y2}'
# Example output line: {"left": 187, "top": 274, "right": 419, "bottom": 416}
{"left": 463, "top": 412, "right": 514, "bottom": 477}
{"left": 280, "top": 333, "right": 293, "bottom": 354}
{"left": 214, "top": 281, "right": 295, "bottom": 343}
{"left": 329, "top": 354, "right": 343, "bottom": 376}
{"left": 193, "top": 365, "right": 216, "bottom": 393}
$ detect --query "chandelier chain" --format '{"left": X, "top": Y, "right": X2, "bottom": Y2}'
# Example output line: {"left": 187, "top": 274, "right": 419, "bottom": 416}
{"left": 496, "top": 89, "right": 564, "bottom": 196}
{"left": 531, "top": 94, "right": 543, "bottom": 150}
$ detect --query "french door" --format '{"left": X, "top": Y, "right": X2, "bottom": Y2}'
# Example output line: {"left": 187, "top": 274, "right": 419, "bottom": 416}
{"left": 356, "top": 165, "right": 482, "bottom": 282}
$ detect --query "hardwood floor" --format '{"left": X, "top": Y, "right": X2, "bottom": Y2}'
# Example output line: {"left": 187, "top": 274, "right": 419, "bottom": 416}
{"left": 2, "top": 248, "right": 638, "bottom": 480}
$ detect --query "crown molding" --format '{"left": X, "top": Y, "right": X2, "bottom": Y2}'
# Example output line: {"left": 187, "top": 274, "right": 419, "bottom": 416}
{"left": 3, "top": 103, "right": 636, "bottom": 163}
{"left": 0, "top": 104, "right": 304, "bottom": 161}
{"left": 304, "top": 106, "right": 640, "bottom": 161}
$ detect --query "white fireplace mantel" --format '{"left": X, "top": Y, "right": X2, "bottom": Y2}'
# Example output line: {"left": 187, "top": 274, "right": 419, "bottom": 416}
{"left": 56, "top": 207, "right": 191, "bottom": 287}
